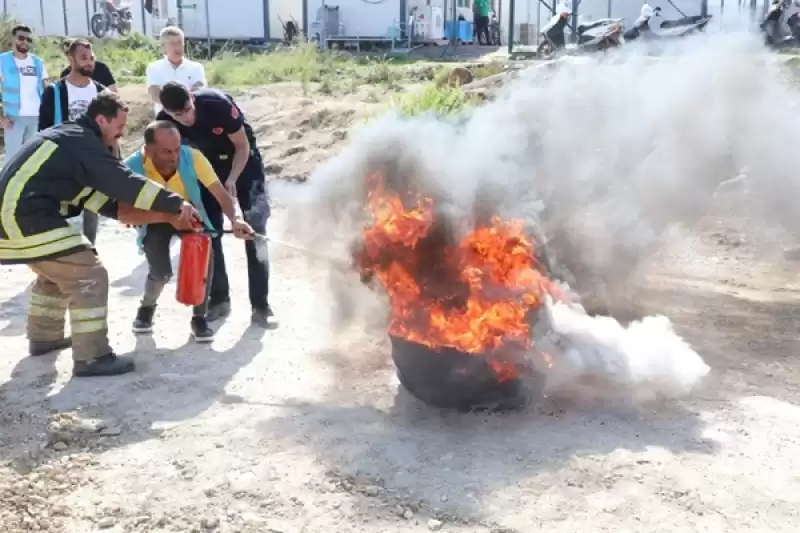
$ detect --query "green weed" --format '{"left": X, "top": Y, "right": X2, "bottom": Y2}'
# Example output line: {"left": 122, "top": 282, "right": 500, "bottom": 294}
{"left": 392, "top": 84, "right": 475, "bottom": 117}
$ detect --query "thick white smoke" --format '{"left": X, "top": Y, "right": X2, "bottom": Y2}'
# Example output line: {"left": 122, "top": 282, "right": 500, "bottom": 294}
{"left": 276, "top": 30, "right": 800, "bottom": 403}
{"left": 536, "top": 297, "right": 710, "bottom": 403}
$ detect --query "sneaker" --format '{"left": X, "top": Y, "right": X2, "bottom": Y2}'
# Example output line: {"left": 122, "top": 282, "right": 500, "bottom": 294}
{"left": 206, "top": 301, "right": 231, "bottom": 322}
{"left": 29, "top": 337, "right": 72, "bottom": 357}
{"left": 132, "top": 306, "right": 156, "bottom": 334}
{"left": 190, "top": 317, "right": 215, "bottom": 343}
{"left": 251, "top": 305, "right": 278, "bottom": 328}
{"left": 73, "top": 353, "right": 135, "bottom": 377}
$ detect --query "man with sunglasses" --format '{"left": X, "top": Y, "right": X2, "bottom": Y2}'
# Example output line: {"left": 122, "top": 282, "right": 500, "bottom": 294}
{"left": 157, "top": 82, "right": 275, "bottom": 328}
{"left": 0, "top": 25, "right": 51, "bottom": 161}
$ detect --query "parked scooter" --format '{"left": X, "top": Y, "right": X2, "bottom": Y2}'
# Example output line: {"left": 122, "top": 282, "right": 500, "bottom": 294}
{"left": 761, "top": 0, "right": 800, "bottom": 47}
{"left": 623, "top": 5, "right": 711, "bottom": 41}
{"left": 536, "top": 11, "right": 624, "bottom": 57}
{"left": 537, "top": 11, "right": 570, "bottom": 56}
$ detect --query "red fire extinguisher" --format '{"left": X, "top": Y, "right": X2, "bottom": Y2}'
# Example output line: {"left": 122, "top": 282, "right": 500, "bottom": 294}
{"left": 176, "top": 221, "right": 212, "bottom": 306}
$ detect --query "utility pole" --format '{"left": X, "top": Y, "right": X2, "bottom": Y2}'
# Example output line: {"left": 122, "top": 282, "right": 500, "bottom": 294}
{"left": 570, "top": 0, "right": 578, "bottom": 43}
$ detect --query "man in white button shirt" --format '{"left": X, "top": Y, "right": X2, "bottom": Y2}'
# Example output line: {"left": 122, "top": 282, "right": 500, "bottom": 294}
{"left": 145, "top": 26, "right": 206, "bottom": 116}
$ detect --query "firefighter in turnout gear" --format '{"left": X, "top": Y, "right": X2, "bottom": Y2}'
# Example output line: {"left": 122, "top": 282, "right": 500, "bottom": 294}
{"left": 0, "top": 91, "right": 200, "bottom": 377}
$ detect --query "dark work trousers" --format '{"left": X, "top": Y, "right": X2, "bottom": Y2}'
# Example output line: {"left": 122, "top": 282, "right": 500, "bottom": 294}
{"left": 202, "top": 156, "right": 270, "bottom": 311}
{"left": 141, "top": 223, "right": 214, "bottom": 317}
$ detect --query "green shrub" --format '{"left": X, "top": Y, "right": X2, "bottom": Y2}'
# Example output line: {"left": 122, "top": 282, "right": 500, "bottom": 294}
{"left": 392, "top": 84, "right": 475, "bottom": 117}
{"left": 205, "top": 44, "right": 353, "bottom": 87}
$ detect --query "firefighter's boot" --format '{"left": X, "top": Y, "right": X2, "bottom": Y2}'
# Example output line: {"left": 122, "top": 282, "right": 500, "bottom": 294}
{"left": 73, "top": 353, "right": 135, "bottom": 377}
{"left": 29, "top": 337, "right": 72, "bottom": 357}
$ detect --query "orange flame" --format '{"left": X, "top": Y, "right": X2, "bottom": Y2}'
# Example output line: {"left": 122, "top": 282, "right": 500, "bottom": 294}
{"left": 355, "top": 174, "right": 560, "bottom": 381}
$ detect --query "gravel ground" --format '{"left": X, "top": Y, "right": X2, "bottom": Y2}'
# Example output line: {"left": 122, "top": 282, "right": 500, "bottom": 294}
{"left": 1, "top": 83, "right": 799, "bottom": 533}
{"left": 1, "top": 206, "right": 799, "bottom": 533}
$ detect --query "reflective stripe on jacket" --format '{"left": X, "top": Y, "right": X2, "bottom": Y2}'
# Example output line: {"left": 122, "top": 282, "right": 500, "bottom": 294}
{"left": 0, "top": 114, "right": 185, "bottom": 264}
{"left": 0, "top": 52, "right": 44, "bottom": 118}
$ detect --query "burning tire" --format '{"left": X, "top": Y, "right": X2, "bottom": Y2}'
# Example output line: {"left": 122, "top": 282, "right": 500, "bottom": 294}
{"left": 354, "top": 173, "right": 561, "bottom": 411}
{"left": 390, "top": 335, "right": 544, "bottom": 411}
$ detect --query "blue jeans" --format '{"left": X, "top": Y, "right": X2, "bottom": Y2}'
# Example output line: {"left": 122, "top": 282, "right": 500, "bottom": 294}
{"left": 3, "top": 116, "right": 38, "bottom": 162}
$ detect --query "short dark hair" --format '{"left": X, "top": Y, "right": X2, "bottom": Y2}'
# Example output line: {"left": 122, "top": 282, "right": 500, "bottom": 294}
{"left": 144, "top": 120, "right": 180, "bottom": 145}
{"left": 67, "top": 38, "right": 92, "bottom": 57}
{"left": 12, "top": 25, "right": 32, "bottom": 36}
{"left": 86, "top": 91, "right": 129, "bottom": 121}
{"left": 159, "top": 82, "right": 191, "bottom": 112}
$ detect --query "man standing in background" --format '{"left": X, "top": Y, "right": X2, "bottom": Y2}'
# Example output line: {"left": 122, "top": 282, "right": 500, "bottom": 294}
{"left": 39, "top": 39, "right": 110, "bottom": 246}
{"left": 473, "top": 0, "right": 492, "bottom": 45}
{"left": 0, "top": 25, "right": 50, "bottom": 160}
{"left": 60, "top": 39, "right": 117, "bottom": 92}
{"left": 146, "top": 26, "right": 206, "bottom": 116}
{"left": 40, "top": 40, "right": 108, "bottom": 131}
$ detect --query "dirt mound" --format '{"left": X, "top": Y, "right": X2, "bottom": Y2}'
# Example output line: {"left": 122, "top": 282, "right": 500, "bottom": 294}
{"left": 119, "top": 83, "right": 377, "bottom": 182}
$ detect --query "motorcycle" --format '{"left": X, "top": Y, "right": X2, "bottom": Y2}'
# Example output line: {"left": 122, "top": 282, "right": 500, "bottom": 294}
{"left": 761, "top": 0, "right": 800, "bottom": 47}
{"left": 90, "top": 0, "right": 133, "bottom": 38}
{"left": 623, "top": 6, "right": 711, "bottom": 41}
{"left": 536, "top": 11, "right": 624, "bottom": 58}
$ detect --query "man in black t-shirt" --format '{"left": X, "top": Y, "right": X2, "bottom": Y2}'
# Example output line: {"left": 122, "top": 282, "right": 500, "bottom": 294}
{"left": 157, "top": 82, "right": 275, "bottom": 328}
{"left": 60, "top": 39, "right": 117, "bottom": 91}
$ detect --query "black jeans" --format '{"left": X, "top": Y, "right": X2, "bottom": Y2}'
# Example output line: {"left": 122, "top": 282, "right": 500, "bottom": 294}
{"left": 141, "top": 223, "right": 214, "bottom": 317}
{"left": 476, "top": 15, "right": 490, "bottom": 45}
{"left": 203, "top": 165, "right": 270, "bottom": 311}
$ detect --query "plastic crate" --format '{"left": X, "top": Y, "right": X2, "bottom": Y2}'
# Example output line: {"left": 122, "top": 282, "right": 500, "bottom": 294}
{"left": 444, "top": 20, "right": 473, "bottom": 41}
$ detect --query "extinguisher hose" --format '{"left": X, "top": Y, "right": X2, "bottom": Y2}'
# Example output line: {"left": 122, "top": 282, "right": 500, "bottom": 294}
{"left": 176, "top": 228, "right": 351, "bottom": 267}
